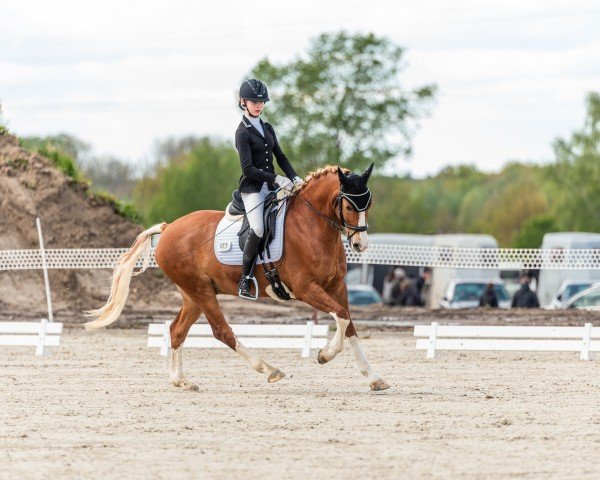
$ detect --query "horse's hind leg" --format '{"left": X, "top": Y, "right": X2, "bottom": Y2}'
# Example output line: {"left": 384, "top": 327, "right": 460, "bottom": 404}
{"left": 199, "top": 292, "right": 285, "bottom": 383}
{"left": 169, "top": 288, "right": 202, "bottom": 391}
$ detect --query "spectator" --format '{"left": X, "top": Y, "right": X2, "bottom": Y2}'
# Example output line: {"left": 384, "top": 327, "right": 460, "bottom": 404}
{"left": 383, "top": 267, "right": 405, "bottom": 305}
{"left": 415, "top": 267, "right": 432, "bottom": 307}
{"left": 479, "top": 282, "right": 499, "bottom": 308}
{"left": 394, "top": 278, "right": 421, "bottom": 306}
{"left": 511, "top": 276, "right": 540, "bottom": 308}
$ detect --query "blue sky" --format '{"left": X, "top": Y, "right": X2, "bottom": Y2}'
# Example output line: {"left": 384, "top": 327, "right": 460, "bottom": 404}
{"left": 1, "top": 0, "right": 599, "bottom": 177}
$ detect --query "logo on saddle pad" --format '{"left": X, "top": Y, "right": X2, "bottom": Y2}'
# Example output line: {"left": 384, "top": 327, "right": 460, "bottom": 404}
{"left": 218, "top": 241, "right": 231, "bottom": 252}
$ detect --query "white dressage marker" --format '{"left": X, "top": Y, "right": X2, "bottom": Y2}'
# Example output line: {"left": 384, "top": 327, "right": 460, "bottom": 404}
{"left": 415, "top": 322, "right": 598, "bottom": 360}
{"left": 0, "top": 319, "right": 63, "bottom": 355}
{"left": 148, "top": 321, "right": 329, "bottom": 358}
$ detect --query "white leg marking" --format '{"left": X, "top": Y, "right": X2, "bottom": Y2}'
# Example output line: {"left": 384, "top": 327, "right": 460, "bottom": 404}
{"left": 348, "top": 336, "right": 390, "bottom": 391}
{"left": 319, "top": 312, "right": 350, "bottom": 363}
{"left": 235, "top": 340, "right": 285, "bottom": 383}
{"left": 169, "top": 347, "right": 198, "bottom": 391}
{"left": 348, "top": 336, "right": 383, "bottom": 382}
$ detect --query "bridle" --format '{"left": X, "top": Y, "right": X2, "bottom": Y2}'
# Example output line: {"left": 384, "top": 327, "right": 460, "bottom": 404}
{"left": 289, "top": 188, "right": 371, "bottom": 243}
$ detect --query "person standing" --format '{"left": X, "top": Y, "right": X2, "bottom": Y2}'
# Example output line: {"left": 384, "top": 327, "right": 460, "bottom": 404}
{"left": 479, "top": 282, "right": 499, "bottom": 308}
{"left": 511, "top": 276, "right": 540, "bottom": 308}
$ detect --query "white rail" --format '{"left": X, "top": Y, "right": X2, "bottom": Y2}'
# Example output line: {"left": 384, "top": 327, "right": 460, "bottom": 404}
{"left": 1, "top": 244, "right": 600, "bottom": 271}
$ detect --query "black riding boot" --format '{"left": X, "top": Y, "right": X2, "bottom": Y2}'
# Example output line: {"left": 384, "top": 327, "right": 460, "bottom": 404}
{"left": 238, "top": 229, "right": 261, "bottom": 299}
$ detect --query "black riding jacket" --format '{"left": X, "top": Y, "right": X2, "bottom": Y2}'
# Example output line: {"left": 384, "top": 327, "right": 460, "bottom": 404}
{"left": 235, "top": 116, "right": 297, "bottom": 193}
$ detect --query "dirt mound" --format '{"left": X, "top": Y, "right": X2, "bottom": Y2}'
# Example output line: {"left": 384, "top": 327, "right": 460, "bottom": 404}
{"left": 0, "top": 133, "right": 178, "bottom": 319}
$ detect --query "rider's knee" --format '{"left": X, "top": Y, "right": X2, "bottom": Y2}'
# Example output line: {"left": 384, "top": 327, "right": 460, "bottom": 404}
{"left": 253, "top": 225, "right": 264, "bottom": 238}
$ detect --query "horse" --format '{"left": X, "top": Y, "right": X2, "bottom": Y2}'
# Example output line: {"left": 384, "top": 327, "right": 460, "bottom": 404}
{"left": 84, "top": 165, "right": 390, "bottom": 392}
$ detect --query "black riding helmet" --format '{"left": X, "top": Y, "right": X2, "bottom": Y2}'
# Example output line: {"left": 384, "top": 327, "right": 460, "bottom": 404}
{"left": 239, "top": 79, "right": 269, "bottom": 110}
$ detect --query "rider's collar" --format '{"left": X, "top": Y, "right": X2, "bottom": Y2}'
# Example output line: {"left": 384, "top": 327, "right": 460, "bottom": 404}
{"left": 339, "top": 189, "right": 372, "bottom": 212}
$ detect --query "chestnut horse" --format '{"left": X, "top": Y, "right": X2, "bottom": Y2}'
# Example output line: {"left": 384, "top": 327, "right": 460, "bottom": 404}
{"left": 85, "top": 165, "right": 389, "bottom": 392}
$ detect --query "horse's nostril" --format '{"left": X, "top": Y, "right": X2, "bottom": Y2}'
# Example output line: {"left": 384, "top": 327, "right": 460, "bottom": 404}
{"left": 353, "top": 243, "right": 361, "bottom": 250}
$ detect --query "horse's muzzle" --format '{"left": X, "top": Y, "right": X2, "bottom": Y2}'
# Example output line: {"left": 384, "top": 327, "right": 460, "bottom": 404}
{"left": 350, "top": 233, "right": 369, "bottom": 253}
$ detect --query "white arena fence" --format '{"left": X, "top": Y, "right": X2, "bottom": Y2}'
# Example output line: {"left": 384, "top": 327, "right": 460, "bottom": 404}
{"left": 148, "top": 320, "right": 329, "bottom": 357}
{"left": 0, "top": 319, "right": 63, "bottom": 355}
{"left": 2, "top": 244, "right": 600, "bottom": 270}
{"left": 415, "top": 322, "right": 599, "bottom": 360}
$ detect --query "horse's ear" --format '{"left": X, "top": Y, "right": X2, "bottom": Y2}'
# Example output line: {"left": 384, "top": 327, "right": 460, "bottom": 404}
{"left": 337, "top": 167, "right": 347, "bottom": 184}
{"left": 362, "top": 162, "right": 374, "bottom": 182}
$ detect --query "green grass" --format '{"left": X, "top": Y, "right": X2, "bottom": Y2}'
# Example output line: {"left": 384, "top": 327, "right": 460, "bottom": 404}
{"left": 92, "top": 190, "right": 142, "bottom": 224}
{"left": 37, "top": 147, "right": 81, "bottom": 180}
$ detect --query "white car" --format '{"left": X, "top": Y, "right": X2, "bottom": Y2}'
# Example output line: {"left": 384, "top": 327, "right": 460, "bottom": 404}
{"left": 561, "top": 283, "right": 600, "bottom": 310}
{"left": 440, "top": 278, "right": 511, "bottom": 309}
{"left": 548, "top": 280, "right": 596, "bottom": 309}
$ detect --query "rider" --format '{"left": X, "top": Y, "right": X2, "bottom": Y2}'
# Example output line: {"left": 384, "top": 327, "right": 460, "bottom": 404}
{"left": 235, "top": 79, "right": 304, "bottom": 299}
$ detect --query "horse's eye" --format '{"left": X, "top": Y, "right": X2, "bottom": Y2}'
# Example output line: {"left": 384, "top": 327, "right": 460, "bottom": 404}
{"left": 345, "top": 206, "right": 352, "bottom": 212}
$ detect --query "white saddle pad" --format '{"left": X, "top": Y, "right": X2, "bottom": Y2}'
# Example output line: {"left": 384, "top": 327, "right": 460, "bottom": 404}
{"left": 214, "top": 200, "right": 288, "bottom": 266}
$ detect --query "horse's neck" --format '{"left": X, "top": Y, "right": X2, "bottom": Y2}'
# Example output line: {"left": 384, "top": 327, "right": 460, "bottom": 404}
{"left": 290, "top": 177, "right": 341, "bottom": 243}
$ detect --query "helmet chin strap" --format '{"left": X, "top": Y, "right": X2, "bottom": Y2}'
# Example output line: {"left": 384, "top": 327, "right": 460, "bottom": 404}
{"left": 241, "top": 99, "right": 261, "bottom": 118}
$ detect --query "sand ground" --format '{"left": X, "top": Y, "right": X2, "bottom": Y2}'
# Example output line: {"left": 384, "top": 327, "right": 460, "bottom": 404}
{"left": 1, "top": 328, "right": 600, "bottom": 480}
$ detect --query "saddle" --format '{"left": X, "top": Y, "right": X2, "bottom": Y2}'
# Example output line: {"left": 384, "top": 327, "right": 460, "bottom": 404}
{"left": 227, "top": 190, "right": 279, "bottom": 253}
{"left": 226, "top": 189, "right": 292, "bottom": 301}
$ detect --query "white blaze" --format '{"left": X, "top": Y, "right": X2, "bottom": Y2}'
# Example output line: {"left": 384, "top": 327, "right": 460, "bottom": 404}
{"left": 357, "top": 212, "right": 369, "bottom": 251}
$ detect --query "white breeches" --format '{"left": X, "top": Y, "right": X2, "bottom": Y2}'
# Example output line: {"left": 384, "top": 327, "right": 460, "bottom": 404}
{"left": 241, "top": 182, "right": 270, "bottom": 238}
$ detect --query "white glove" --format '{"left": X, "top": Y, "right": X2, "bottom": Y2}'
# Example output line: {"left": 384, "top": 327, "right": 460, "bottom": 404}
{"left": 292, "top": 176, "right": 305, "bottom": 188}
{"left": 275, "top": 175, "right": 293, "bottom": 191}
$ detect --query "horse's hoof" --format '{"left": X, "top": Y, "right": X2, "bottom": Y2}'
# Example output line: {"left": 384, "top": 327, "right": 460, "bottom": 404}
{"left": 317, "top": 349, "right": 329, "bottom": 364}
{"left": 182, "top": 382, "right": 199, "bottom": 392}
{"left": 370, "top": 379, "right": 391, "bottom": 391}
{"left": 268, "top": 369, "right": 286, "bottom": 383}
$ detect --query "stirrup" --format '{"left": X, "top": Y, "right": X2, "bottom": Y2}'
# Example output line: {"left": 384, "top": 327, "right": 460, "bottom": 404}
{"left": 238, "top": 275, "right": 259, "bottom": 301}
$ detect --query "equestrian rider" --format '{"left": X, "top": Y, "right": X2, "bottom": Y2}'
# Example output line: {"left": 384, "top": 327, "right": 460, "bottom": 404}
{"left": 235, "top": 79, "right": 304, "bottom": 299}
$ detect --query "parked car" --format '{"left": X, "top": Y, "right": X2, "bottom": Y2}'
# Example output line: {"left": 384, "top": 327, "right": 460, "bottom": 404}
{"left": 347, "top": 284, "right": 383, "bottom": 307}
{"left": 439, "top": 278, "right": 511, "bottom": 309}
{"left": 561, "top": 283, "right": 600, "bottom": 310}
{"left": 547, "top": 280, "right": 596, "bottom": 309}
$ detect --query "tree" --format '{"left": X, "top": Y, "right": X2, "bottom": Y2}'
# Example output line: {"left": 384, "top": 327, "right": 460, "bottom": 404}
{"left": 250, "top": 31, "right": 436, "bottom": 173}
{"left": 20, "top": 133, "right": 91, "bottom": 164}
{"left": 552, "top": 92, "right": 600, "bottom": 231}
{"left": 513, "top": 215, "right": 558, "bottom": 248}
{"left": 134, "top": 137, "right": 240, "bottom": 224}
{"left": 83, "top": 155, "right": 137, "bottom": 200}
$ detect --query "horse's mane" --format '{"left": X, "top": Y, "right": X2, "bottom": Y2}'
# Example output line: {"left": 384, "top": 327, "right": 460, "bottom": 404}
{"left": 296, "top": 165, "right": 350, "bottom": 192}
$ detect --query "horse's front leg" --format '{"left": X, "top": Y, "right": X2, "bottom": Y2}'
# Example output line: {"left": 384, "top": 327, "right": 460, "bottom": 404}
{"left": 328, "top": 282, "right": 390, "bottom": 391}
{"left": 305, "top": 281, "right": 390, "bottom": 391}
{"left": 295, "top": 282, "right": 353, "bottom": 364}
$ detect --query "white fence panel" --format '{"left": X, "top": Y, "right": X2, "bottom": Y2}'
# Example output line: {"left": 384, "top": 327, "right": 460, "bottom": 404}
{"left": 0, "top": 320, "right": 63, "bottom": 355}
{"left": 148, "top": 321, "right": 329, "bottom": 358}
{"left": 415, "top": 322, "right": 597, "bottom": 360}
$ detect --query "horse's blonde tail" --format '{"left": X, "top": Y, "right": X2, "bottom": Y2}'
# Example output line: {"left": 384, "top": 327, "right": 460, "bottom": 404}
{"left": 84, "top": 223, "right": 166, "bottom": 330}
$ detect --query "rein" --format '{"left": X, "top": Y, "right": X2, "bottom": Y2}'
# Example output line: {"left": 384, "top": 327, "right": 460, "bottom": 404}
{"left": 289, "top": 188, "right": 370, "bottom": 243}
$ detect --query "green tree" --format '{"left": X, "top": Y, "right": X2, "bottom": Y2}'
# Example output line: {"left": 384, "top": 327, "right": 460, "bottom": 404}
{"left": 552, "top": 92, "right": 600, "bottom": 231}
{"left": 250, "top": 31, "right": 436, "bottom": 173}
{"left": 513, "top": 215, "right": 558, "bottom": 248}
{"left": 84, "top": 155, "right": 137, "bottom": 200}
{"left": 134, "top": 137, "right": 240, "bottom": 223}
{"left": 20, "top": 133, "right": 91, "bottom": 164}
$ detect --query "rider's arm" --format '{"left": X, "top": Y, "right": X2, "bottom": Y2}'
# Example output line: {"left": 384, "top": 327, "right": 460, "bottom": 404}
{"left": 235, "top": 129, "right": 277, "bottom": 184}
{"left": 267, "top": 124, "right": 297, "bottom": 180}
